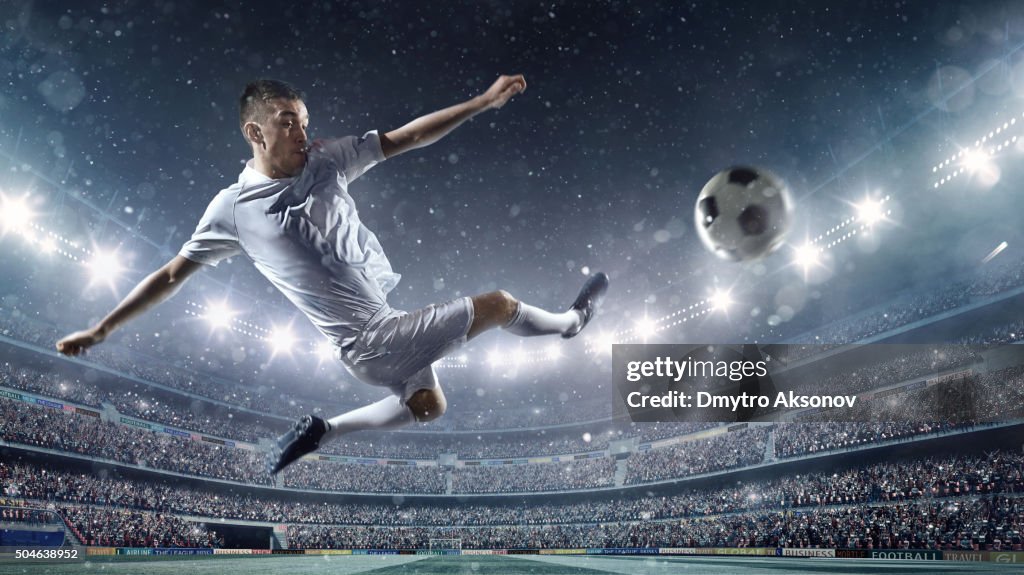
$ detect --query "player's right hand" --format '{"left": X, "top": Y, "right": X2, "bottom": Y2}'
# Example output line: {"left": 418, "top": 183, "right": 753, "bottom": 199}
{"left": 481, "top": 74, "right": 527, "bottom": 110}
{"left": 56, "top": 327, "right": 106, "bottom": 357}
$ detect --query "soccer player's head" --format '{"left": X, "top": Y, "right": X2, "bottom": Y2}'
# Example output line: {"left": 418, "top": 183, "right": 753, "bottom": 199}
{"left": 239, "top": 79, "right": 309, "bottom": 177}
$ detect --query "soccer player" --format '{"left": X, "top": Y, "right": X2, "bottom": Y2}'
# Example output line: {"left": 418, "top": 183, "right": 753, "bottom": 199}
{"left": 55, "top": 74, "right": 608, "bottom": 474}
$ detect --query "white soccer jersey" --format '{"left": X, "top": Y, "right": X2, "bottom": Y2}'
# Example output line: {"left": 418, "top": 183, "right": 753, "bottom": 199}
{"left": 179, "top": 131, "right": 400, "bottom": 348}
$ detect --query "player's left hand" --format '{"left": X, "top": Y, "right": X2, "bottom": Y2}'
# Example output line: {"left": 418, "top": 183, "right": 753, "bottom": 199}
{"left": 482, "top": 74, "right": 527, "bottom": 110}
{"left": 56, "top": 327, "right": 106, "bottom": 357}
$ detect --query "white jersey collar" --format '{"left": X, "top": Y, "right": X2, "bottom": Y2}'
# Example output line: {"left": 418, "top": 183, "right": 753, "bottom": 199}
{"left": 241, "top": 159, "right": 297, "bottom": 185}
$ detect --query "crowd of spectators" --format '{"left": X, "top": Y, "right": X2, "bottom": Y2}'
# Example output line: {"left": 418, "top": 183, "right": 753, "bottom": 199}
{"left": 630, "top": 422, "right": 720, "bottom": 444}
{"left": 6, "top": 390, "right": 1021, "bottom": 494}
{"left": 788, "top": 255, "right": 1024, "bottom": 348}
{"left": 957, "top": 319, "right": 1024, "bottom": 346}
{"left": 764, "top": 345, "right": 981, "bottom": 415}
{"left": 59, "top": 504, "right": 222, "bottom": 548}
{"left": 4, "top": 451, "right": 1019, "bottom": 545}
{"left": 774, "top": 422, "right": 968, "bottom": 458}
{"left": 3, "top": 395, "right": 633, "bottom": 494}
{"left": 282, "top": 460, "right": 447, "bottom": 494}
{"left": 789, "top": 285, "right": 972, "bottom": 349}
{"left": 286, "top": 496, "right": 1024, "bottom": 550}
{"left": 445, "top": 401, "right": 613, "bottom": 431}
{"left": 624, "top": 427, "right": 770, "bottom": 485}
{"left": 0, "top": 504, "right": 61, "bottom": 526}
{"left": 320, "top": 428, "right": 615, "bottom": 460}
{"left": 804, "top": 372, "right": 981, "bottom": 423}
{"left": 1, "top": 364, "right": 717, "bottom": 461}
{"left": 773, "top": 365, "right": 1024, "bottom": 458}
{"left": 969, "top": 258, "right": 1024, "bottom": 296}
{"left": 977, "top": 366, "right": 1024, "bottom": 419}
{"left": 318, "top": 421, "right": 715, "bottom": 460}
{"left": 451, "top": 458, "right": 616, "bottom": 493}
{"left": 12, "top": 452, "right": 1024, "bottom": 524}
{"left": 4, "top": 310, "right": 1024, "bottom": 494}
{"left": 0, "top": 397, "right": 272, "bottom": 486}
{"left": 1, "top": 363, "right": 103, "bottom": 408}
{"left": 0, "top": 362, "right": 277, "bottom": 442}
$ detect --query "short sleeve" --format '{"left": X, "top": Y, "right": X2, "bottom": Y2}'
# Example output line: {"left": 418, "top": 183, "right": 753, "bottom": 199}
{"left": 316, "top": 130, "right": 386, "bottom": 183}
{"left": 178, "top": 192, "right": 241, "bottom": 267}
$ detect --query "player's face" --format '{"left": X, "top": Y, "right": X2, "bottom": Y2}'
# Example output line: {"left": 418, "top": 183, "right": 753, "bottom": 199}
{"left": 261, "top": 98, "right": 309, "bottom": 178}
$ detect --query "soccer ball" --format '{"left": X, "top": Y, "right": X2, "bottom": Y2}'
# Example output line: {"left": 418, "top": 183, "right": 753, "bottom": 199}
{"left": 694, "top": 166, "right": 793, "bottom": 262}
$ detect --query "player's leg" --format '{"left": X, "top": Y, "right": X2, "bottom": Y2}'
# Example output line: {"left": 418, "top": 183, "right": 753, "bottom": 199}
{"left": 270, "top": 273, "right": 607, "bottom": 474}
{"left": 467, "top": 272, "right": 609, "bottom": 340}
{"left": 269, "top": 395, "right": 418, "bottom": 474}
{"left": 405, "top": 386, "right": 447, "bottom": 422}
{"left": 323, "top": 383, "right": 446, "bottom": 441}
{"left": 468, "top": 290, "right": 577, "bottom": 338}
{"left": 271, "top": 370, "right": 445, "bottom": 474}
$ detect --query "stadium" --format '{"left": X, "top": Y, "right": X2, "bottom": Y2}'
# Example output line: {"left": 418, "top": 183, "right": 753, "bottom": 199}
{"left": 2, "top": 1, "right": 1024, "bottom": 574}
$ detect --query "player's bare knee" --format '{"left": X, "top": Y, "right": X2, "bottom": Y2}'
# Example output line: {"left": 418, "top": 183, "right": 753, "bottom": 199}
{"left": 469, "top": 290, "right": 520, "bottom": 339}
{"left": 495, "top": 289, "right": 519, "bottom": 323}
{"left": 407, "top": 388, "right": 447, "bottom": 422}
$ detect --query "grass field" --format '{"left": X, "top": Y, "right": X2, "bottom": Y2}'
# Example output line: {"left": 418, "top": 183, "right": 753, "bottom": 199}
{"left": 0, "top": 555, "right": 1019, "bottom": 575}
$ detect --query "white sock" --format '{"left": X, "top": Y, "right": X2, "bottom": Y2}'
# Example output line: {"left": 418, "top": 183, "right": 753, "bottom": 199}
{"left": 503, "top": 301, "right": 582, "bottom": 337}
{"left": 322, "top": 396, "right": 416, "bottom": 444}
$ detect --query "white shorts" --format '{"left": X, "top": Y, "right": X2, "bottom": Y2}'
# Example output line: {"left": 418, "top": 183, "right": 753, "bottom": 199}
{"left": 336, "top": 296, "right": 474, "bottom": 402}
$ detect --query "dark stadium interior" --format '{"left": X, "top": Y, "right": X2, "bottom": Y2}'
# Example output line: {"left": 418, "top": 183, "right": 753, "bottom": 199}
{"left": 3, "top": 1, "right": 1024, "bottom": 574}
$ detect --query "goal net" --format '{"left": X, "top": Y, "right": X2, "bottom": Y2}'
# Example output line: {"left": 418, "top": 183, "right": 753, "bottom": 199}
{"left": 428, "top": 538, "right": 462, "bottom": 551}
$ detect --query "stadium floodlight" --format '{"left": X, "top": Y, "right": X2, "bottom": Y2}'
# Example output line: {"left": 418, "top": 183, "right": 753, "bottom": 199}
{"left": 635, "top": 316, "right": 657, "bottom": 340}
{"left": 204, "top": 300, "right": 234, "bottom": 330}
{"left": 589, "top": 329, "right": 610, "bottom": 351}
{"left": 794, "top": 243, "right": 820, "bottom": 271}
{"left": 855, "top": 199, "right": 884, "bottom": 226}
{"left": 87, "top": 249, "right": 123, "bottom": 284}
{"left": 315, "top": 340, "right": 336, "bottom": 361}
{"left": 962, "top": 149, "right": 992, "bottom": 173}
{"left": 268, "top": 327, "right": 295, "bottom": 354}
{"left": 487, "top": 350, "right": 501, "bottom": 367}
{"left": 546, "top": 342, "right": 562, "bottom": 360}
{"left": 710, "top": 289, "right": 732, "bottom": 312}
{"left": 40, "top": 236, "right": 57, "bottom": 254}
{"left": 960, "top": 148, "right": 1002, "bottom": 188}
{"left": 982, "top": 241, "right": 1008, "bottom": 264}
{"left": 0, "top": 193, "right": 34, "bottom": 235}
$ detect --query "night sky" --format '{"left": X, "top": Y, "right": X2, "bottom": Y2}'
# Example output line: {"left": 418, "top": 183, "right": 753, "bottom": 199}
{"left": 2, "top": 1, "right": 1023, "bottom": 412}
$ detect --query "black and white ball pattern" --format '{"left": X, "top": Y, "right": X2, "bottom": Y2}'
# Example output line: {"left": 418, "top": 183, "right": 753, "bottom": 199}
{"left": 694, "top": 166, "right": 793, "bottom": 262}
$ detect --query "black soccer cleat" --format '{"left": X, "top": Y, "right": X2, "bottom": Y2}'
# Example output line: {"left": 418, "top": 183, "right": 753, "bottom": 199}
{"left": 562, "top": 272, "right": 609, "bottom": 339}
{"left": 270, "top": 414, "right": 328, "bottom": 475}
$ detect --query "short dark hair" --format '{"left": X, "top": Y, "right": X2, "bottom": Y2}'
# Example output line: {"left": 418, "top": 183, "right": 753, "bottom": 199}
{"left": 239, "top": 79, "right": 304, "bottom": 133}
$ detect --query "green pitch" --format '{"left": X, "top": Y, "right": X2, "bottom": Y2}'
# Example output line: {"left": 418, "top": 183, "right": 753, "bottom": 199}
{"left": 0, "top": 554, "right": 1017, "bottom": 574}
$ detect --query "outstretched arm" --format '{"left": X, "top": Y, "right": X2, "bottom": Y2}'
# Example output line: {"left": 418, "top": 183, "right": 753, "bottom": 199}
{"left": 56, "top": 255, "right": 204, "bottom": 356}
{"left": 380, "top": 74, "right": 526, "bottom": 159}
